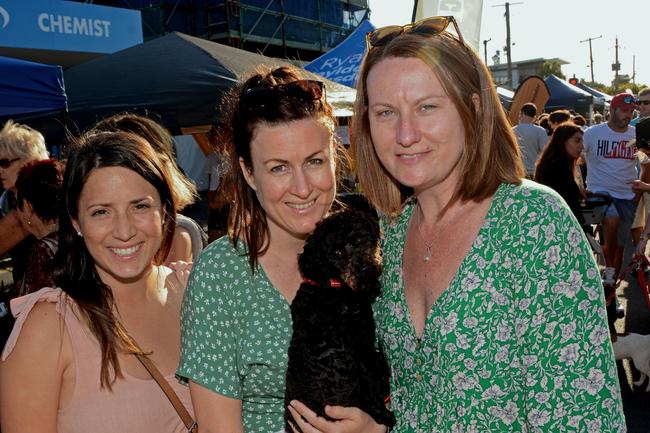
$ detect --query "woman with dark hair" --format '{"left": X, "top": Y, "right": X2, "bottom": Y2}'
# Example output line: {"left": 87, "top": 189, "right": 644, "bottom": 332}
{"left": 534, "top": 122, "right": 586, "bottom": 228}
{"left": 0, "top": 131, "right": 194, "bottom": 433}
{"left": 178, "top": 65, "right": 341, "bottom": 433}
{"left": 13, "top": 159, "right": 64, "bottom": 296}
{"left": 290, "top": 16, "right": 624, "bottom": 433}
{"left": 92, "top": 113, "right": 204, "bottom": 264}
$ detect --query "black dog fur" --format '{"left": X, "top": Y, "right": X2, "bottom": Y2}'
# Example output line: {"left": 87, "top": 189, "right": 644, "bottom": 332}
{"left": 284, "top": 209, "right": 395, "bottom": 432}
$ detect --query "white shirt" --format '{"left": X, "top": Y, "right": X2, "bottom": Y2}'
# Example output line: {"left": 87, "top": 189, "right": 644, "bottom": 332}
{"left": 583, "top": 122, "right": 636, "bottom": 199}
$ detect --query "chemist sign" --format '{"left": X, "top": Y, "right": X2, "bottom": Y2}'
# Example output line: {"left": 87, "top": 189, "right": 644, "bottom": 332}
{"left": 0, "top": 0, "right": 142, "bottom": 54}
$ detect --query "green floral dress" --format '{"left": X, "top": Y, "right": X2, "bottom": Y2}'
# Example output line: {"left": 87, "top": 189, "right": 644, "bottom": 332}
{"left": 375, "top": 181, "right": 626, "bottom": 433}
{"left": 177, "top": 237, "right": 291, "bottom": 433}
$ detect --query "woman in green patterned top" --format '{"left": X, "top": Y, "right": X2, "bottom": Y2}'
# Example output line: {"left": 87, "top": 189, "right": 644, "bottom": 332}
{"left": 177, "top": 66, "right": 371, "bottom": 433}
{"left": 290, "top": 16, "right": 626, "bottom": 433}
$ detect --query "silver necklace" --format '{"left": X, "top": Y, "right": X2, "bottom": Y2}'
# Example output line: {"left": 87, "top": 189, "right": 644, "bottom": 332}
{"left": 414, "top": 206, "right": 434, "bottom": 262}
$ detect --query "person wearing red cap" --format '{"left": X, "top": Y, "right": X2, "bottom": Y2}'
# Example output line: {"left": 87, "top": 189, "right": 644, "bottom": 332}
{"left": 583, "top": 92, "right": 637, "bottom": 276}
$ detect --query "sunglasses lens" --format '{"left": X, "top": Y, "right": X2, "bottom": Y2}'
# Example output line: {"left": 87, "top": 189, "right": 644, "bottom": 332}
{"left": 411, "top": 17, "right": 450, "bottom": 35}
{"left": 0, "top": 161, "right": 8, "bottom": 168}
{"left": 367, "top": 16, "right": 462, "bottom": 49}
{"left": 368, "top": 26, "right": 404, "bottom": 48}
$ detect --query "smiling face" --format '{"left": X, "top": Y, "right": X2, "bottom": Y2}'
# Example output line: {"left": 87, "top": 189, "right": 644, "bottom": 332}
{"left": 240, "top": 117, "right": 336, "bottom": 243}
{"left": 564, "top": 131, "right": 584, "bottom": 159}
{"left": 366, "top": 56, "right": 466, "bottom": 197}
{"left": 72, "top": 166, "right": 164, "bottom": 287}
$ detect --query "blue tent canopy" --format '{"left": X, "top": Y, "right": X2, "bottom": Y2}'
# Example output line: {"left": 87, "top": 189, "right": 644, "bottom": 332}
{"left": 305, "top": 20, "right": 374, "bottom": 88}
{"left": 575, "top": 82, "right": 612, "bottom": 105}
{"left": 0, "top": 56, "right": 67, "bottom": 117}
{"left": 544, "top": 75, "right": 593, "bottom": 111}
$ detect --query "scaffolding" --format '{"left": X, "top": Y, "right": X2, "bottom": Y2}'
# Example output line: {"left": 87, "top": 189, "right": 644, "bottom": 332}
{"left": 76, "top": 0, "right": 369, "bottom": 60}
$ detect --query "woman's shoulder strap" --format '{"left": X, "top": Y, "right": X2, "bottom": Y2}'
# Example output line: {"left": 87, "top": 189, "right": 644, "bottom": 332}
{"left": 2, "top": 287, "right": 67, "bottom": 360}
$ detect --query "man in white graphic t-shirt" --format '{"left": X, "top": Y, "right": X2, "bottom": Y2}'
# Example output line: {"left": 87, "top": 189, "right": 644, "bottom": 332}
{"left": 583, "top": 93, "right": 637, "bottom": 275}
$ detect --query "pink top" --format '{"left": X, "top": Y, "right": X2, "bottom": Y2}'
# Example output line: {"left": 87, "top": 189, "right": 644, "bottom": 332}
{"left": 2, "top": 287, "right": 194, "bottom": 433}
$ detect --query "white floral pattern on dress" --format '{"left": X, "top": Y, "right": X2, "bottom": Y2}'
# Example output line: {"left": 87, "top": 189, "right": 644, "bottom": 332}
{"left": 375, "top": 181, "right": 626, "bottom": 433}
{"left": 178, "top": 237, "right": 291, "bottom": 433}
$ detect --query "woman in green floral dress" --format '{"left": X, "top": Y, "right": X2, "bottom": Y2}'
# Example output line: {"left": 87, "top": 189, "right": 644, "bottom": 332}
{"left": 291, "top": 16, "right": 626, "bottom": 433}
{"left": 177, "top": 66, "right": 371, "bottom": 433}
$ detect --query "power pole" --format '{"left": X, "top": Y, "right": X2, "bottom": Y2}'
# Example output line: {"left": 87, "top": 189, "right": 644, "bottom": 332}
{"left": 580, "top": 34, "right": 602, "bottom": 84}
{"left": 483, "top": 38, "right": 491, "bottom": 65}
{"left": 632, "top": 55, "right": 636, "bottom": 85}
{"left": 494, "top": 2, "right": 523, "bottom": 89}
{"left": 612, "top": 36, "right": 621, "bottom": 92}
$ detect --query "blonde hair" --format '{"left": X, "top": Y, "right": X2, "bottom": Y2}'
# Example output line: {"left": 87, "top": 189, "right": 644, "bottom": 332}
{"left": 352, "top": 33, "right": 524, "bottom": 216}
{"left": 0, "top": 120, "right": 49, "bottom": 161}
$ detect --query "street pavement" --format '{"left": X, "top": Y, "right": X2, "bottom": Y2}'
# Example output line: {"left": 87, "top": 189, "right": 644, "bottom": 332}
{"left": 615, "top": 271, "right": 650, "bottom": 432}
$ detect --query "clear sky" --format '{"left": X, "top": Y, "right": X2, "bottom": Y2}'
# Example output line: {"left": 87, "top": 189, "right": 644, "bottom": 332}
{"left": 367, "top": 0, "right": 650, "bottom": 88}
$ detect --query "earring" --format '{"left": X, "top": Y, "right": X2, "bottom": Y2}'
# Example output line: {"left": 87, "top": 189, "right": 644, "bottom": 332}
{"left": 26, "top": 219, "right": 31, "bottom": 226}
{"left": 75, "top": 229, "right": 83, "bottom": 237}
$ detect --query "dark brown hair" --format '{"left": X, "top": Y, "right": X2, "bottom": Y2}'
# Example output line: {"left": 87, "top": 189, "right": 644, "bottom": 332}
{"left": 549, "top": 109, "right": 572, "bottom": 125}
{"left": 55, "top": 131, "right": 176, "bottom": 388}
{"left": 219, "top": 65, "right": 337, "bottom": 271}
{"left": 534, "top": 122, "right": 583, "bottom": 183}
{"left": 92, "top": 113, "right": 198, "bottom": 211}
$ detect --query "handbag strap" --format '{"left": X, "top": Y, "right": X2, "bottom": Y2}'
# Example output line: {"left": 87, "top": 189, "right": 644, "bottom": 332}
{"left": 133, "top": 352, "right": 197, "bottom": 432}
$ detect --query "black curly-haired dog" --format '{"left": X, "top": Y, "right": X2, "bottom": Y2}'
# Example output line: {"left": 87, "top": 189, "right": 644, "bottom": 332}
{"left": 284, "top": 209, "right": 395, "bottom": 433}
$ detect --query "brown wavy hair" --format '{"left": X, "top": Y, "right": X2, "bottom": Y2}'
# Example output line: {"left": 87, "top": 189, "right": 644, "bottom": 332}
{"left": 352, "top": 32, "right": 524, "bottom": 216}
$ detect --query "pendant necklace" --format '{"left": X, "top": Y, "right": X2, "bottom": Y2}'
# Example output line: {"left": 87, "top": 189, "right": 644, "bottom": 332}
{"left": 414, "top": 206, "right": 434, "bottom": 262}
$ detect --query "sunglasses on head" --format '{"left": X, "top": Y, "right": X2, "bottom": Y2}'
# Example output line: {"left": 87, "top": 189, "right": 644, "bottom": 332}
{"left": 240, "top": 79, "right": 325, "bottom": 113}
{"left": 0, "top": 157, "right": 20, "bottom": 168}
{"left": 637, "top": 100, "right": 650, "bottom": 106}
{"left": 366, "top": 16, "right": 464, "bottom": 50}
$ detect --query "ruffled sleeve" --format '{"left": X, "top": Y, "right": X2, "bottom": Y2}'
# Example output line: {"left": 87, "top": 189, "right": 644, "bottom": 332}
{"left": 2, "top": 287, "right": 66, "bottom": 360}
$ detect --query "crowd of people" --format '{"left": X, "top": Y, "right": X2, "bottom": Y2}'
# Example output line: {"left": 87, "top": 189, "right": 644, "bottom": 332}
{"left": 0, "top": 14, "right": 636, "bottom": 433}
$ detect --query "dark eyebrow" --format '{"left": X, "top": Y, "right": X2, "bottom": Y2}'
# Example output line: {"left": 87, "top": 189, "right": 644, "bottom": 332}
{"left": 85, "top": 196, "right": 153, "bottom": 209}
{"left": 263, "top": 150, "right": 325, "bottom": 165}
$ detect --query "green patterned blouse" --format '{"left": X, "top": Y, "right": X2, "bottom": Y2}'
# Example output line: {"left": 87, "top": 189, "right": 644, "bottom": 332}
{"left": 177, "top": 237, "right": 291, "bottom": 433}
{"left": 375, "top": 180, "right": 626, "bottom": 433}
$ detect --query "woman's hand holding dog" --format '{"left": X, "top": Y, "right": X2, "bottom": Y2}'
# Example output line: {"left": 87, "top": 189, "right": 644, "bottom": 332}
{"left": 287, "top": 400, "right": 388, "bottom": 433}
